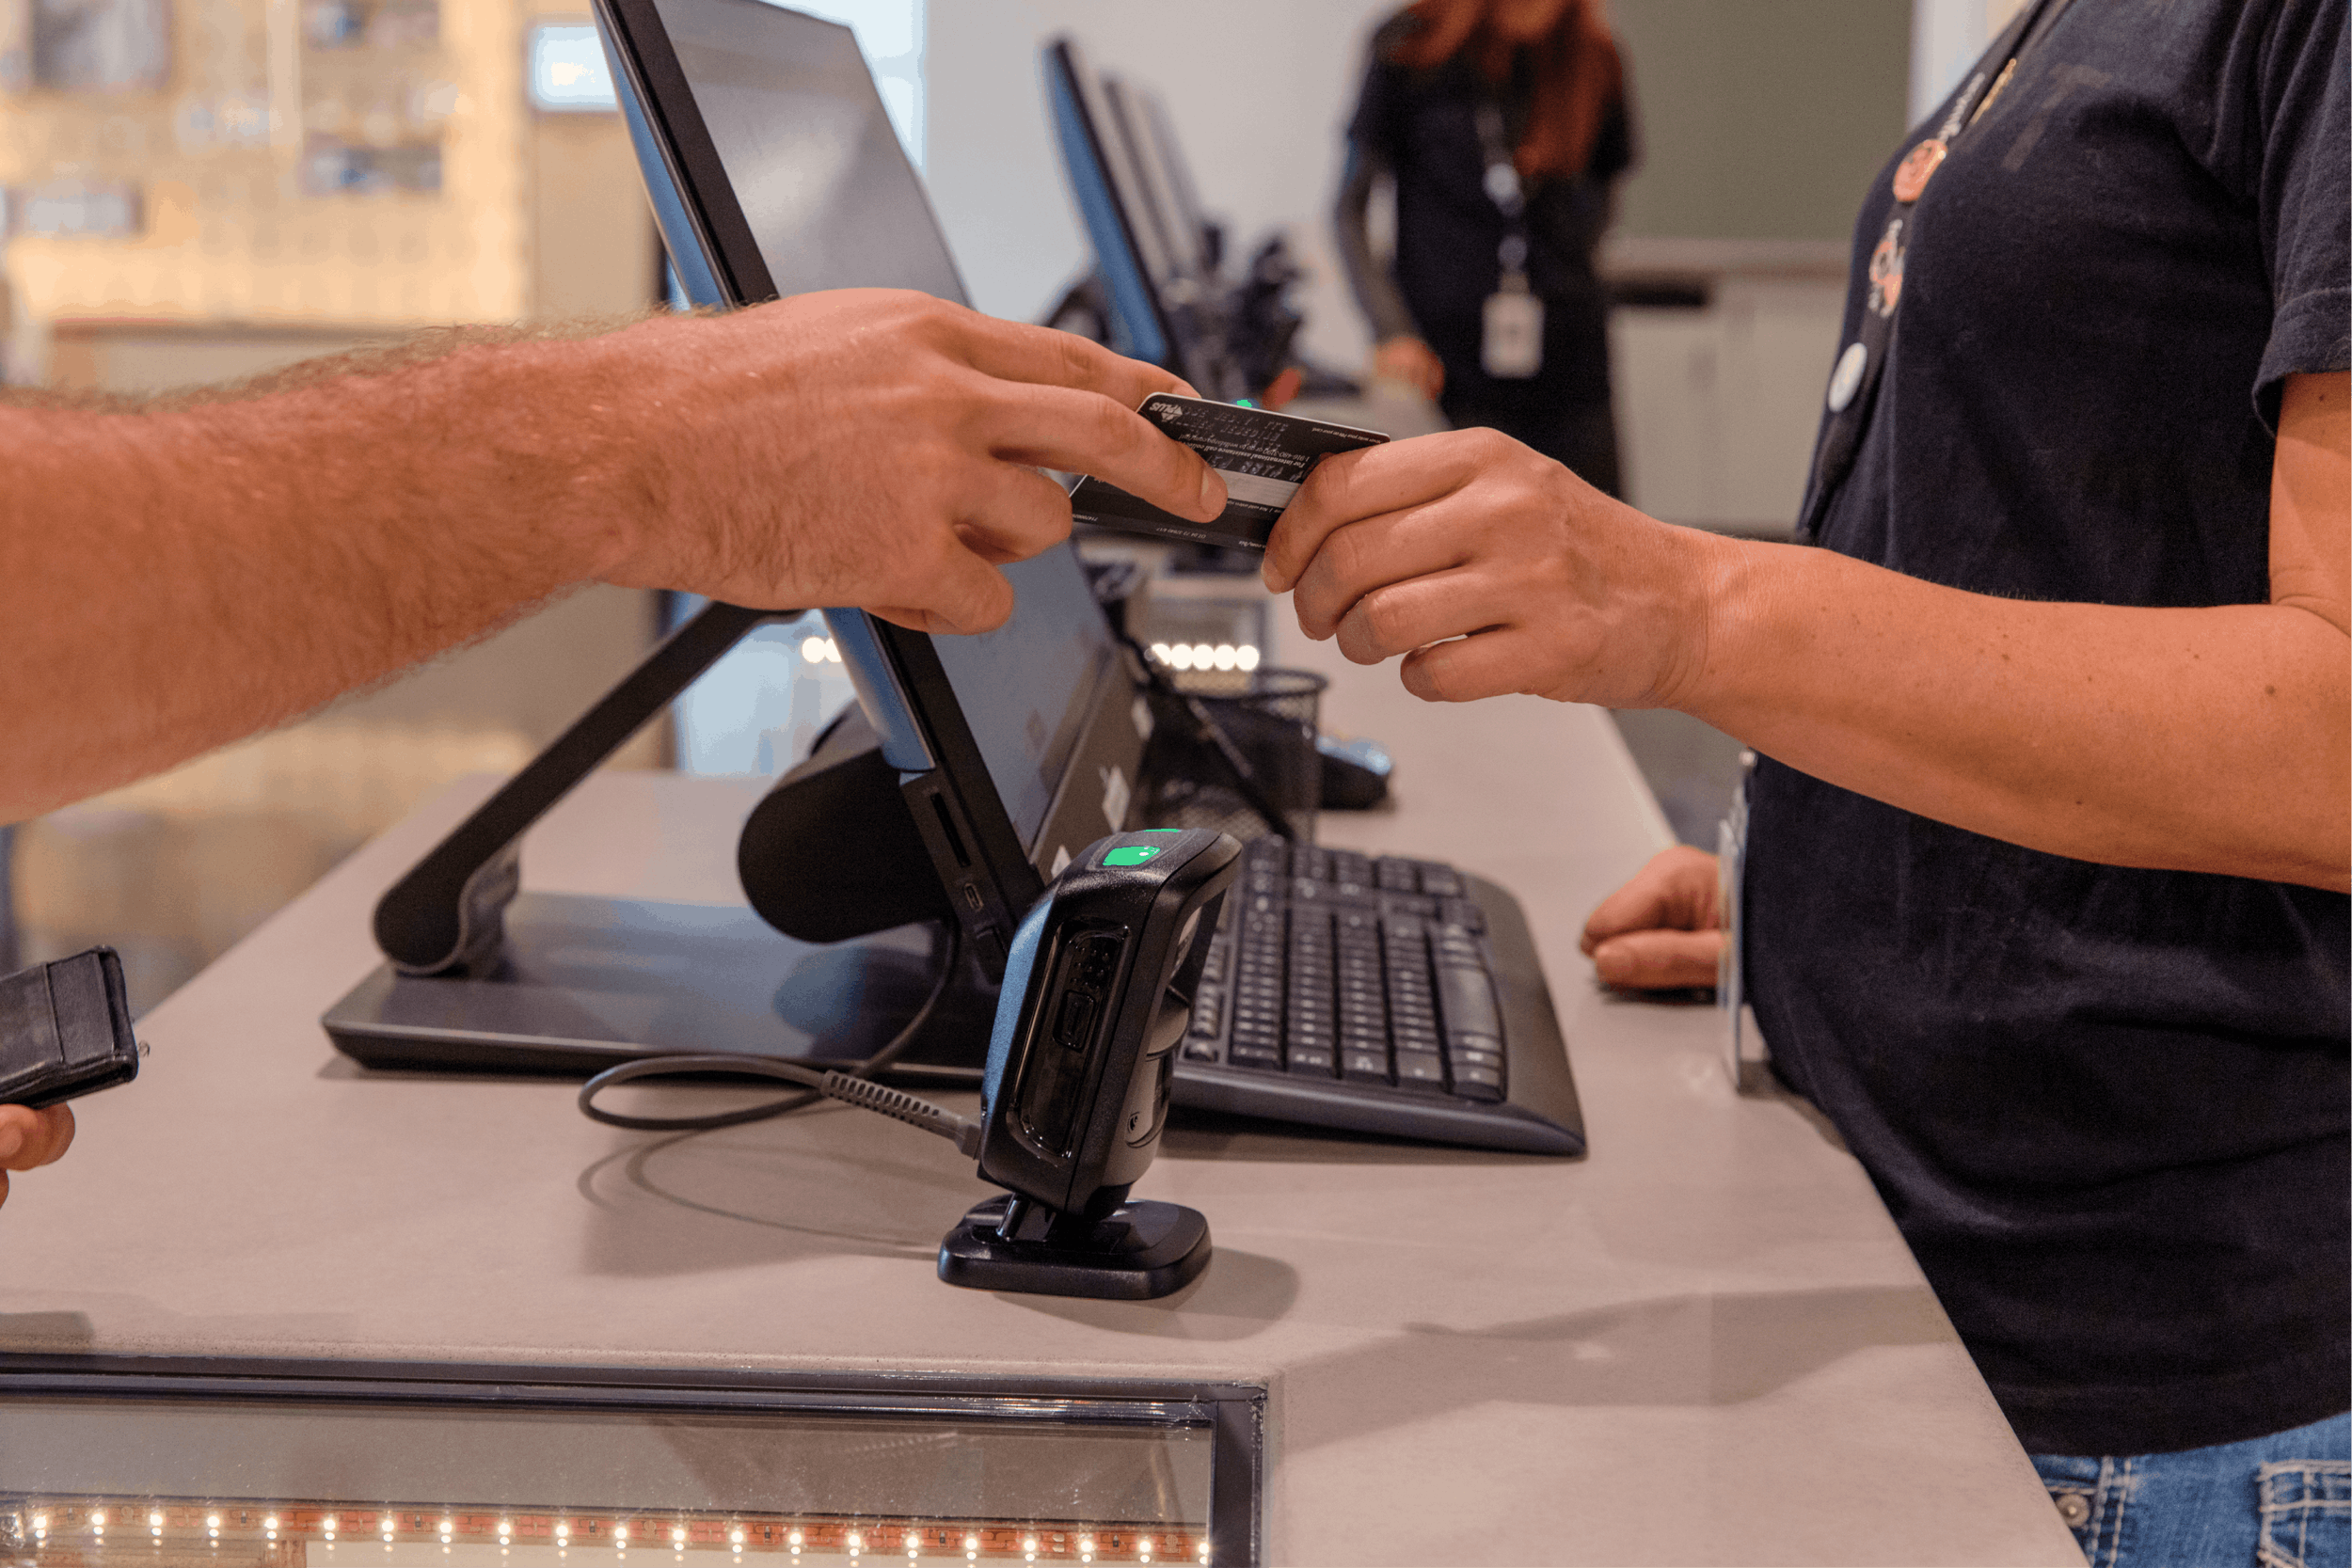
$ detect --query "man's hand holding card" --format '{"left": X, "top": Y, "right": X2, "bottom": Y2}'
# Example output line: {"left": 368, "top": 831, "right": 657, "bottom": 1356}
{"left": 1069, "top": 394, "right": 1389, "bottom": 551}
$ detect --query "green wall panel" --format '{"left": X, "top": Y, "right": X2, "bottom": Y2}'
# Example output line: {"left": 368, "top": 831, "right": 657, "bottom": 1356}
{"left": 1611, "top": 0, "right": 1912, "bottom": 241}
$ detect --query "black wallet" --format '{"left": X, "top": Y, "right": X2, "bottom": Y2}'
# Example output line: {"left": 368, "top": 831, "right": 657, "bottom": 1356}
{"left": 0, "top": 947, "right": 141, "bottom": 1109}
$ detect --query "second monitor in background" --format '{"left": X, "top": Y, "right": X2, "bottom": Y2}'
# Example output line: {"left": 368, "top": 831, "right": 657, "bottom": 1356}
{"left": 1042, "top": 37, "right": 1305, "bottom": 406}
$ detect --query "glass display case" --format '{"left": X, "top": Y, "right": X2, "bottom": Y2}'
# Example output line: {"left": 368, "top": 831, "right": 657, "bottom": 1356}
{"left": 0, "top": 1359, "right": 1260, "bottom": 1568}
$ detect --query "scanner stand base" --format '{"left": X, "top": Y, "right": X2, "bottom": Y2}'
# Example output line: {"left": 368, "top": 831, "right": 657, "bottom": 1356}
{"left": 937, "top": 1193, "right": 1210, "bottom": 1300}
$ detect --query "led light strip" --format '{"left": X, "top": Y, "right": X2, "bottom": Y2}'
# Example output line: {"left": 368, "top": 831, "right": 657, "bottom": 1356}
{"left": 4, "top": 1503, "right": 1210, "bottom": 1565}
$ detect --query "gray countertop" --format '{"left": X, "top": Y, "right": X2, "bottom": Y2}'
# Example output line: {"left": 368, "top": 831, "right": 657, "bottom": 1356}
{"left": 0, "top": 633, "right": 2081, "bottom": 1566}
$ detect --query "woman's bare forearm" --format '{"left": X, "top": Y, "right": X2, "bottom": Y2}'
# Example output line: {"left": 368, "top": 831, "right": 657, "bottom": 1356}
{"left": 1675, "top": 540, "right": 2350, "bottom": 888}
{"left": 1270, "top": 376, "right": 2349, "bottom": 891}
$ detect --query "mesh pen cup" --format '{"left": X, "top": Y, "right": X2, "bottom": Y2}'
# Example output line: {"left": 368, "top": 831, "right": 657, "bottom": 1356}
{"left": 1138, "top": 668, "right": 1328, "bottom": 844}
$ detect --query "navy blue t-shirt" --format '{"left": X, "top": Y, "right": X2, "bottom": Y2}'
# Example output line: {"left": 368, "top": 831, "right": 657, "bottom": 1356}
{"left": 1746, "top": 0, "right": 2349, "bottom": 1456}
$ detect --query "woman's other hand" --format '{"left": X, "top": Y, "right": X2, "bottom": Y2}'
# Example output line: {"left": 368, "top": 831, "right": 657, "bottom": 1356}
{"left": 1581, "top": 846, "right": 1724, "bottom": 990}
{"left": 1371, "top": 335, "right": 1446, "bottom": 401}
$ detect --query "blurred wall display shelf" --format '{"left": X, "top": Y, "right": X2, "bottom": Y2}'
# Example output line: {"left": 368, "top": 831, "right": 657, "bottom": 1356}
{"left": 0, "top": 0, "right": 545, "bottom": 327}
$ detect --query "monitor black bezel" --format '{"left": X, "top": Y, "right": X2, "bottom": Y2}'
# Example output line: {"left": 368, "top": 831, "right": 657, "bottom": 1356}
{"left": 870, "top": 626, "right": 1049, "bottom": 966}
{"left": 596, "top": 0, "right": 973, "bottom": 310}
{"left": 593, "top": 0, "right": 782, "bottom": 306}
{"left": 834, "top": 581, "right": 1152, "bottom": 980}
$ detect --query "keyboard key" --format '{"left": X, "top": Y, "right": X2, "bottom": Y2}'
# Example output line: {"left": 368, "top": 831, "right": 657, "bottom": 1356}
{"left": 1416, "top": 863, "right": 1464, "bottom": 897}
{"left": 1375, "top": 856, "right": 1418, "bottom": 892}
{"left": 1395, "top": 1052, "right": 1447, "bottom": 1090}
{"left": 1286, "top": 1047, "right": 1336, "bottom": 1075}
{"left": 1451, "top": 1064, "right": 1504, "bottom": 1101}
{"left": 1437, "top": 964, "right": 1503, "bottom": 1040}
{"left": 1440, "top": 898, "right": 1486, "bottom": 932}
{"left": 1449, "top": 1044, "right": 1503, "bottom": 1073}
{"left": 1229, "top": 1044, "right": 1281, "bottom": 1069}
{"left": 1183, "top": 1039, "right": 1222, "bottom": 1063}
{"left": 1342, "top": 1050, "right": 1391, "bottom": 1083}
{"left": 1435, "top": 924, "right": 1481, "bottom": 960}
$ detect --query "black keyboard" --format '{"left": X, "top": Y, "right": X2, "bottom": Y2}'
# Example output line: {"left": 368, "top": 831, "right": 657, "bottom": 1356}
{"left": 1169, "top": 837, "right": 1587, "bottom": 1155}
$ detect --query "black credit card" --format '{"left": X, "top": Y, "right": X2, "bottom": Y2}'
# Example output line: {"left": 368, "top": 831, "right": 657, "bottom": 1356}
{"left": 1069, "top": 393, "right": 1389, "bottom": 551}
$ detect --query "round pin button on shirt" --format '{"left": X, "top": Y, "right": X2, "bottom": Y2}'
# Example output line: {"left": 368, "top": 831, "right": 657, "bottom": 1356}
{"left": 1826, "top": 341, "right": 1868, "bottom": 412}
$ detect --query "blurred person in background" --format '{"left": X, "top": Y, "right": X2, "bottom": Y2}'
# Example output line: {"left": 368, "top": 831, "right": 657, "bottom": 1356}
{"left": 0, "top": 287, "right": 1227, "bottom": 1210}
{"left": 1335, "top": 0, "right": 1634, "bottom": 495}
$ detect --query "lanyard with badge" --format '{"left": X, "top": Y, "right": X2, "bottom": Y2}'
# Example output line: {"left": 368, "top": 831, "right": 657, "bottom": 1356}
{"left": 1725, "top": 0, "right": 2073, "bottom": 1086}
{"left": 1474, "top": 97, "right": 1544, "bottom": 379}
{"left": 1798, "top": 0, "right": 2073, "bottom": 537}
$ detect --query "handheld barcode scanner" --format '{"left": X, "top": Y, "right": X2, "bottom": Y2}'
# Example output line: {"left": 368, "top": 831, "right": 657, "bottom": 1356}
{"left": 939, "top": 827, "right": 1240, "bottom": 1300}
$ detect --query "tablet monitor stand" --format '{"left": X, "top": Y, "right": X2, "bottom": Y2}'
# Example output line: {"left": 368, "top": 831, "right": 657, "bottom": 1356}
{"left": 321, "top": 601, "right": 992, "bottom": 1083}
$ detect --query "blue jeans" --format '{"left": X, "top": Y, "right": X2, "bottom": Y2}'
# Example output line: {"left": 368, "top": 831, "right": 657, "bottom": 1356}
{"left": 2033, "top": 1413, "right": 2350, "bottom": 1567}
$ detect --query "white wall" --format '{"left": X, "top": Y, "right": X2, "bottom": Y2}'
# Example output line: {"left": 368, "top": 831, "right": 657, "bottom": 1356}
{"left": 1612, "top": 280, "right": 1846, "bottom": 530}
{"left": 922, "top": 0, "right": 1394, "bottom": 374}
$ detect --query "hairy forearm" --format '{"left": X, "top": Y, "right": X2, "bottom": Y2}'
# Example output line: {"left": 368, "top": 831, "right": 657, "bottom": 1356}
{"left": 0, "top": 335, "right": 641, "bottom": 820}
{"left": 0, "top": 290, "right": 1230, "bottom": 822}
{"left": 1675, "top": 536, "right": 2352, "bottom": 890}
